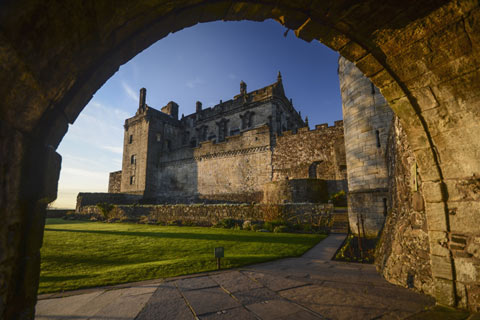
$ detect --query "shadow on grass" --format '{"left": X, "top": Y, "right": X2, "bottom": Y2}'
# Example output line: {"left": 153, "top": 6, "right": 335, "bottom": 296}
{"left": 44, "top": 228, "right": 319, "bottom": 245}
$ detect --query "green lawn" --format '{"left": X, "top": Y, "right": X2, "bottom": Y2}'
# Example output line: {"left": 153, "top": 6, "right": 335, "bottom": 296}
{"left": 39, "top": 219, "right": 325, "bottom": 294}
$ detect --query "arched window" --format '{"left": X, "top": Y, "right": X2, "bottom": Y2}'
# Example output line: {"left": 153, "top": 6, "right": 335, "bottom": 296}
{"left": 375, "top": 130, "right": 381, "bottom": 148}
{"left": 308, "top": 161, "right": 322, "bottom": 178}
{"left": 130, "top": 154, "right": 136, "bottom": 165}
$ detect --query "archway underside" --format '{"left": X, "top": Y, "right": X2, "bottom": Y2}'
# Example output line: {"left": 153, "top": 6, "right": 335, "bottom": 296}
{"left": 0, "top": 0, "right": 479, "bottom": 317}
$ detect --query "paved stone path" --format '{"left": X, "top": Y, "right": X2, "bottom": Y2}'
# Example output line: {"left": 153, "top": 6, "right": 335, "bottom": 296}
{"left": 36, "top": 234, "right": 435, "bottom": 319}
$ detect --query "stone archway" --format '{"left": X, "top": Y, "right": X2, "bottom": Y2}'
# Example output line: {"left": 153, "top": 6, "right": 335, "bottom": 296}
{"left": 1, "top": 1, "right": 479, "bottom": 317}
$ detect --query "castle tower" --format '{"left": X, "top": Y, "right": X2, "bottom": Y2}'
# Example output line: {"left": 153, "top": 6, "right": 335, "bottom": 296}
{"left": 338, "top": 56, "right": 394, "bottom": 237}
{"left": 120, "top": 88, "right": 166, "bottom": 197}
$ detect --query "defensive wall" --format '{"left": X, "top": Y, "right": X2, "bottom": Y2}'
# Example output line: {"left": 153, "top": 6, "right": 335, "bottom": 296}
{"left": 76, "top": 203, "right": 334, "bottom": 227}
{"left": 272, "top": 120, "right": 347, "bottom": 195}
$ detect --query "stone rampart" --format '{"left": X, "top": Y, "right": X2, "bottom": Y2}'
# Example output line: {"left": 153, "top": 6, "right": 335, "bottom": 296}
{"left": 272, "top": 121, "right": 347, "bottom": 195}
{"left": 77, "top": 203, "right": 334, "bottom": 226}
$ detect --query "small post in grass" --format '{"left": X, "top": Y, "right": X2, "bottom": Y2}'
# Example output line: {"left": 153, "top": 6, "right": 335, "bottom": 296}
{"left": 214, "top": 247, "right": 224, "bottom": 270}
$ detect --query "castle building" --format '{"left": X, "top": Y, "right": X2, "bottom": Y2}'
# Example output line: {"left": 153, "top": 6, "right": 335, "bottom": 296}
{"left": 106, "top": 73, "right": 347, "bottom": 203}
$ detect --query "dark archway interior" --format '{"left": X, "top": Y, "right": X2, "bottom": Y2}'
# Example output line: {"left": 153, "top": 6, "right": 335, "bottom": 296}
{"left": 1, "top": 1, "right": 479, "bottom": 317}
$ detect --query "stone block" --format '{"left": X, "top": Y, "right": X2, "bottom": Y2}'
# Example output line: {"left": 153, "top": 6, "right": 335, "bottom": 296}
{"left": 433, "top": 278, "right": 456, "bottom": 306}
{"left": 455, "top": 258, "right": 480, "bottom": 283}
{"left": 428, "top": 231, "right": 450, "bottom": 257}
{"left": 431, "top": 255, "right": 454, "bottom": 280}
{"left": 449, "top": 201, "right": 480, "bottom": 234}
{"left": 425, "top": 202, "right": 447, "bottom": 231}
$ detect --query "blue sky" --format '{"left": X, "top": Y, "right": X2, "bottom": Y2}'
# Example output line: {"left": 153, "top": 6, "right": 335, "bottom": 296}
{"left": 52, "top": 20, "right": 342, "bottom": 208}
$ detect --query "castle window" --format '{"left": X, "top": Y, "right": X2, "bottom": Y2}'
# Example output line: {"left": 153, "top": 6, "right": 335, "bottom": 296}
{"left": 165, "top": 139, "right": 171, "bottom": 151}
{"left": 129, "top": 175, "right": 135, "bottom": 185}
{"left": 383, "top": 198, "right": 388, "bottom": 216}
{"left": 130, "top": 154, "right": 136, "bottom": 165}
{"left": 156, "top": 133, "right": 161, "bottom": 142}
{"left": 129, "top": 134, "right": 133, "bottom": 144}
{"left": 375, "top": 130, "right": 381, "bottom": 148}
{"left": 190, "top": 138, "right": 197, "bottom": 148}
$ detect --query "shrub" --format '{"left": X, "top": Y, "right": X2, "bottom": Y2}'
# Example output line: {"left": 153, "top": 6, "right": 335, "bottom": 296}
{"left": 302, "top": 224, "right": 312, "bottom": 232}
{"left": 215, "top": 218, "right": 238, "bottom": 229}
{"left": 233, "top": 224, "right": 242, "bottom": 230}
{"left": 242, "top": 220, "right": 252, "bottom": 229}
{"left": 250, "top": 224, "right": 263, "bottom": 231}
{"left": 329, "top": 190, "right": 347, "bottom": 206}
{"left": 264, "top": 220, "right": 285, "bottom": 232}
{"left": 96, "top": 203, "right": 114, "bottom": 220}
{"left": 274, "top": 225, "right": 289, "bottom": 233}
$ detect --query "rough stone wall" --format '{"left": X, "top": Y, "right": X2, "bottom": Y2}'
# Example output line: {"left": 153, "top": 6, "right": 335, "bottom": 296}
{"left": 262, "top": 179, "right": 329, "bottom": 204}
{"left": 108, "top": 171, "right": 121, "bottom": 193}
{"left": 339, "top": 57, "right": 394, "bottom": 236}
{"left": 77, "top": 203, "right": 334, "bottom": 226}
{"left": 75, "top": 193, "right": 143, "bottom": 212}
{"left": 376, "top": 116, "right": 434, "bottom": 296}
{"left": 156, "top": 125, "right": 272, "bottom": 202}
{"left": 271, "top": 122, "right": 347, "bottom": 195}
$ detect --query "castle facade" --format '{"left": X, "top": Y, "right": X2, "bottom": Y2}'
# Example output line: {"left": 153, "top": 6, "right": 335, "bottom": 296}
{"left": 107, "top": 73, "right": 347, "bottom": 203}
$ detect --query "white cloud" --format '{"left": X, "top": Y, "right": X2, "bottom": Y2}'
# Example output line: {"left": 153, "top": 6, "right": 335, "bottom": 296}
{"left": 186, "top": 77, "right": 205, "bottom": 89}
{"left": 122, "top": 81, "right": 139, "bottom": 102}
{"left": 101, "top": 145, "right": 123, "bottom": 154}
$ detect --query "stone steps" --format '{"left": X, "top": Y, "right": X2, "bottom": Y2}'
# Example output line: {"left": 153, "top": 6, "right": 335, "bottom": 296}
{"left": 331, "top": 211, "right": 349, "bottom": 233}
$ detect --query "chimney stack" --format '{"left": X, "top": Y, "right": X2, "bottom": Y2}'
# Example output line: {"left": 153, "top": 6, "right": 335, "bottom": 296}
{"left": 196, "top": 101, "right": 202, "bottom": 113}
{"left": 139, "top": 88, "right": 146, "bottom": 111}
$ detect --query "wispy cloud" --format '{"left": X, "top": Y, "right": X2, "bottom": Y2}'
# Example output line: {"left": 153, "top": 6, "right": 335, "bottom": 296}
{"left": 101, "top": 145, "right": 123, "bottom": 154}
{"left": 122, "top": 81, "right": 138, "bottom": 102}
{"left": 186, "top": 77, "right": 205, "bottom": 89}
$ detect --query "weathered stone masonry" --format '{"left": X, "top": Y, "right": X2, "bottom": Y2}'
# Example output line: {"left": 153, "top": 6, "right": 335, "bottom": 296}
{"left": 339, "top": 56, "right": 394, "bottom": 237}
{"left": 100, "top": 74, "right": 347, "bottom": 204}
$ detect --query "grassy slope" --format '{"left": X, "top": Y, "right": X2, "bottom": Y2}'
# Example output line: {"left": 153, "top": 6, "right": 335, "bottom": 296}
{"left": 40, "top": 219, "right": 325, "bottom": 294}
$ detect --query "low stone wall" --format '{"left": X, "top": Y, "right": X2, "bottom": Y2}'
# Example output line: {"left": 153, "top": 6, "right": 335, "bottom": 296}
{"left": 46, "top": 209, "right": 73, "bottom": 218}
{"left": 77, "top": 203, "right": 333, "bottom": 226}
{"left": 76, "top": 192, "right": 143, "bottom": 212}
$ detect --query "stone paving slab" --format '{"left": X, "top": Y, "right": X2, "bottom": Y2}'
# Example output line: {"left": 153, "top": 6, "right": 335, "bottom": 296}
{"left": 198, "top": 307, "right": 258, "bottom": 320}
{"left": 231, "top": 287, "right": 278, "bottom": 305}
{"left": 36, "top": 291, "right": 104, "bottom": 320}
{"left": 181, "top": 286, "right": 241, "bottom": 316}
{"left": 176, "top": 276, "right": 219, "bottom": 291}
{"left": 136, "top": 283, "right": 194, "bottom": 320}
{"left": 210, "top": 270, "right": 263, "bottom": 293}
{"left": 242, "top": 270, "right": 307, "bottom": 292}
{"left": 246, "top": 299, "right": 322, "bottom": 320}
